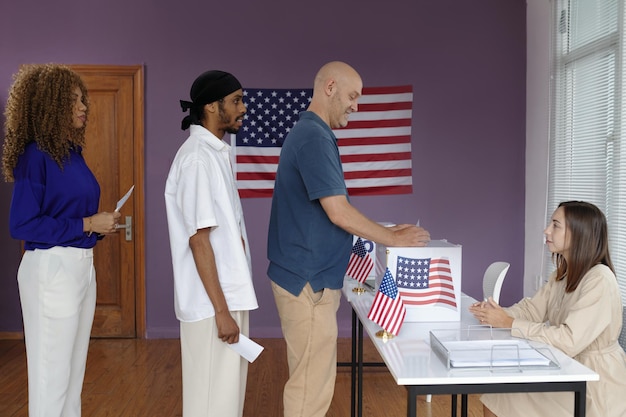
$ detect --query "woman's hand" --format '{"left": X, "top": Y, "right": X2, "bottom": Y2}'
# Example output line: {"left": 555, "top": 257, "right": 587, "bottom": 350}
{"left": 85, "top": 211, "right": 122, "bottom": 235}
{"left": 469, "top": 297, "right": 514, "bottom": 328}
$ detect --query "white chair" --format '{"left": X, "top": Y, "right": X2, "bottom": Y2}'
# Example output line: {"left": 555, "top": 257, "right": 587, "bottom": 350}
{"left": 426, "top": 262, "right": 511, "bottom": 405}
{"left": 482, "top": 261, "right": 511, "bottom": 304}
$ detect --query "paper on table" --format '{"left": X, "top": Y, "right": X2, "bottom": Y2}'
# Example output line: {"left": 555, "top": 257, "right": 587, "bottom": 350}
{"left": 115, "top": 185, "right": 135, "bottom": 212}
{"left": 443, "top": 339, "right": 551, "bottom": 368}
{"left": 228, "top": 334, "right": 264, "bottom": 363}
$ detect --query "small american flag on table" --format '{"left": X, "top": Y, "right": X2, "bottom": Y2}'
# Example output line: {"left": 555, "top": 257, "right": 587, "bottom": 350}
{"left": 346, "top": 237, "right": 374, "bottom": 284}
{"left": 367, "top": 267, "right": 406, "bottom": 336}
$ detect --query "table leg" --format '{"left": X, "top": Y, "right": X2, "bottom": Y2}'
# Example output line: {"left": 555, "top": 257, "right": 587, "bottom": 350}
{"left": 351, "top": 309, "right": 357, "bottom": 417}
{"left": 574, "top": 383, "right": 586, "bottom": 417}
{"left": 461, "top": 394, "right": 468, "bottom": 417}
{"left": 407, "top": 387, "right": 417, "bottom": 417}
{"left": 451, "top": 395, "right": 457, "bottom": 417}
{"left": 358, "top": 319, "right": 364, "bottom": 417}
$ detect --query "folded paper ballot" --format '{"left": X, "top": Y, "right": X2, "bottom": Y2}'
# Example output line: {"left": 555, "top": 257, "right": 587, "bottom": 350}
{"left": 227, "top": 334, "right": 264, "bottom": 363}
{"left": 443, "top": 339, "right": 551, "bottom": 368}
{"left": 115, "top": 185, "right": 135, "bottom": 212}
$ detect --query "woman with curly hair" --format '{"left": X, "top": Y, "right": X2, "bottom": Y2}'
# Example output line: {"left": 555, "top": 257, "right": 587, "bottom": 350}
{"left": 470, "top": 201, "right": 626, "bottom": 417}
{"left": 2, "top": 64, "right": 121, "bottom": 417}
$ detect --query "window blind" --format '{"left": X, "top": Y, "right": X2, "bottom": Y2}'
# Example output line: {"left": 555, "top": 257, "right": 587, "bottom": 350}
{"left": 548, "top": 0, "right": 625, "bottom": 300}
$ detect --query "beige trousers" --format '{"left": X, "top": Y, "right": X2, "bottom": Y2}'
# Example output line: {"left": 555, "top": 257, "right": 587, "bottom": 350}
{"left": 180, "top": 311, "right": 249, "bottom": 417}
{"left": 272, "top": 281, "right": 342, "bottom": 417}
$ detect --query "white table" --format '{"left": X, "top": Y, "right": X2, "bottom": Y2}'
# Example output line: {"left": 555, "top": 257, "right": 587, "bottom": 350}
{"left": 342, "top": 278, "right": 599, "bottom": 417}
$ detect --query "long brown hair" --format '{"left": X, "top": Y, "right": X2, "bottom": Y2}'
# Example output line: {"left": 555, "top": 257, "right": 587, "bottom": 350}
{"left": 2, "top": 64, "right": 89, "bottom": 182}
{"left": 553, "top": 201, "right": 614, "bottom": 292}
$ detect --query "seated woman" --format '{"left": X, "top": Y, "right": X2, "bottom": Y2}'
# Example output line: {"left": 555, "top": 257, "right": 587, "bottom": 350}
{"left": 470, "top": 201, "right": 626, "bottom": 417}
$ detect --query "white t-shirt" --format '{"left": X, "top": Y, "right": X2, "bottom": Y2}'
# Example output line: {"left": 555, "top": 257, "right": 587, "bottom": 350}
{"left": 165, "top": 125, "right": 258, "bottom": 322}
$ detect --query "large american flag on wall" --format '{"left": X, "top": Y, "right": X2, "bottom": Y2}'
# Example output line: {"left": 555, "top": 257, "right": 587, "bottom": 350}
{"left": 231, "top": 86, "right": 413, "bottom": 198}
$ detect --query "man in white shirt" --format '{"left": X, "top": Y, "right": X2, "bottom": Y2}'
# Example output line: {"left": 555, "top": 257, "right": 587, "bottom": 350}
{"left": 165, "top": 70, "right": 258, "bottom": 417}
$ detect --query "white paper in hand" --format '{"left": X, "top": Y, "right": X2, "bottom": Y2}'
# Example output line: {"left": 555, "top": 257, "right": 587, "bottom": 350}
{"left": 115, "top": 185, "right": 135, "bottom": 212}
{"left": 227, "top": 334, "right": 264, "bottom": 363}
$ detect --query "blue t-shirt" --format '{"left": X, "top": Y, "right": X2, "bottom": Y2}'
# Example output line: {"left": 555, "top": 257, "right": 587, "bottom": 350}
{"left": 267, "top": 111, "right": 352, "bottom": 296}
{"left": 10, "top": 142, "right": 101, "bottom": 250}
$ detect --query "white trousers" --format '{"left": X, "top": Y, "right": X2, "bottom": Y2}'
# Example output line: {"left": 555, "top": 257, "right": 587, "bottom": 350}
{"left": 180, "top": 311, "right": 249, "bottom": 417}
{"left": 18, "top": 246, "right": 97, "bottom": 417}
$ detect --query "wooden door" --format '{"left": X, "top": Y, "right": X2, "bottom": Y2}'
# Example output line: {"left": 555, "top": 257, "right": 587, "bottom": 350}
{"left": 71, "top": 65, "right": 145, "bottom": 338}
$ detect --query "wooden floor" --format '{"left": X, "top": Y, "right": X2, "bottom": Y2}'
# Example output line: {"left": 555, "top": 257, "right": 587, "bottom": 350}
{"left": 0, "top": 337, "right": 483, "bottom": 416}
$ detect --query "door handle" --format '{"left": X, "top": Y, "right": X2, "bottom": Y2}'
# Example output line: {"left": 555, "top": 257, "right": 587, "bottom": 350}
{"left": 115, "top": 215, "right": 132, "bottom": 241}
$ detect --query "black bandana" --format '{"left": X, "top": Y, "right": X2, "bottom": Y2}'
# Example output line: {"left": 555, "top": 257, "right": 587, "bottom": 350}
{"left": 180, "top": 70, "right": 242, "bottom": 130}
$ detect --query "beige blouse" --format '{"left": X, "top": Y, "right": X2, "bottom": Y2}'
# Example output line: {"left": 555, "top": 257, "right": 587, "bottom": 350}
{"left": 482, "top": 264, "right": 626, "bottom": 417}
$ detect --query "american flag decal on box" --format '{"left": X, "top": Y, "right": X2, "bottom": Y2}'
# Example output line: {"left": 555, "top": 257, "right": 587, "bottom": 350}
{"left": 395, "top": 256, "right": 458, "bottom": 310}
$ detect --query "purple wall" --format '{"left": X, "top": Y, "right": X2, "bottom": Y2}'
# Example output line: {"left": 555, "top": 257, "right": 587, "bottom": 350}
{"left": 0, "top": 0, "right": 526, "bottom": 338}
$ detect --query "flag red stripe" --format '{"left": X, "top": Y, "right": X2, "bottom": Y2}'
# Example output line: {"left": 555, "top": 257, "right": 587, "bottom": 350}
{"left": 425, "top": 282, "right": 455, "bottom": 291}
{"left": 357, "top": 101, "right": 412, "bottom": 112}
{"left": 369, "top": 295, "right": 406, "bottom": 336}
{"left": 237, "top": 172, "right": 276, "bottom": 181}
{"left": 346, "top": 254, "right": 373, "bottom": 283}
{"left": 392, "top": 303, "right": 406, "bottom": 334}
{"left": 237, "top": 155, "right": 280, "bottom": 164}
{"left": 400, "top": 289, "right": 456, "bottom": 299}
{"left": 341, "top": 152, "right": 412, "bottom": 163}
{"left": 402, "top": 298, "right": 458, "bottom": 308}
{"left": 383, "top": 302, "right": 405, "bottom": 335}
{"left": 338, "top": 136, "right": 411, "bottom": 146}
{"left": 344, "top": 119, "right": 411, "bottom": 129}
{"left": 238, "top": 189, "right": 274, "bottom": 198}
{"left": 238, "top": 186, "right": 415, "bottom": 198}
{"left": 343, "top": 169, "right": 412, "bottom": 180}
{"left": 369, "top": 295, "right": 388, "bottom": 321}
{"left": 347, "top": 185, "right": 413, "bottom": 196}
{"left": 237, "top": 169, "right": 411, "bottom": 181}
{"left": 349, "top": 262, "right": 371, "bottom": 276}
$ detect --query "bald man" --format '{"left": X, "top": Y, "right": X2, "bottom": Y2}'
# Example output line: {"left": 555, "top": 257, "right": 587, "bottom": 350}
{"left": 267, "top": 61, "right": 430, "bottom": 417}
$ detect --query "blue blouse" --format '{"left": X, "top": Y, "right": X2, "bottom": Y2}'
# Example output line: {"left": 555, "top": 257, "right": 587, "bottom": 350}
{"left": 9, "top": 142, "right": 101, "bottom": 250}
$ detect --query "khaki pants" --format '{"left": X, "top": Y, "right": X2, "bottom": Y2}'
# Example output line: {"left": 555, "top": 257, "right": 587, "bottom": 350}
{"left": 180, "top": 311, "right": 249, "bottom": 417}
{"left": 272, "top": 281, "right": 342, "bottom": 417}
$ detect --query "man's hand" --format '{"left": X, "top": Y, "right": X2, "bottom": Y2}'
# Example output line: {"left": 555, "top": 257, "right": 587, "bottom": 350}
{"left": 388, "top": 224, "right": 430, "bottom": 247}
{"left": 215, "top": 311, "right": 240, "bottom": 344}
